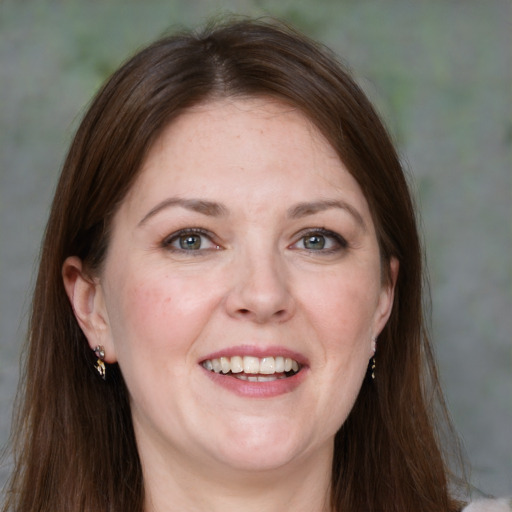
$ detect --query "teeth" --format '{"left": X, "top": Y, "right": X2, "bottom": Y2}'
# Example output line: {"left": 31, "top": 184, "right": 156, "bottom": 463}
{"left": 202, "top": 355, "right": 301, "bottom": 376}
{"left": 235, "top": 374, "right": 287, "bottom": 382}
{"left": 230, "top": 355, "right": 243, "bottom": 373}
{"left": 259, "top": 357, "right": 275, "bottom": 374}
{"left": 220, "top": 357, "right": 230, "bottom": 374}
{"left": 243, "top": 356, "right": 260, "bottom": 374}
{"left": 212, "top": 359, "right": 222, "bottom": 373}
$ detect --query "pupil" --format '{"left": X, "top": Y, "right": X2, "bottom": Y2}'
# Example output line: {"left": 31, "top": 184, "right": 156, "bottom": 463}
{"left": 304, "top": 235, "right": 325, "bottom": 250}
{"left": 180, "top": 235, "right": 201, "bottom": 250}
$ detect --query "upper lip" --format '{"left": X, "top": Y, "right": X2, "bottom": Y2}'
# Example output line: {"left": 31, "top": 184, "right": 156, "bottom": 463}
{"left": 199, "top": 345, "right": 309, "bottom": 366}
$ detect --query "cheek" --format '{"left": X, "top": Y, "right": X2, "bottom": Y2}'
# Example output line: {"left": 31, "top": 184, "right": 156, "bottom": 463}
{"left": 305, "top": 272, "right": 380, "bottom": 340}
{"left": 106, "top": 270, "right": 220, "bottom": 361}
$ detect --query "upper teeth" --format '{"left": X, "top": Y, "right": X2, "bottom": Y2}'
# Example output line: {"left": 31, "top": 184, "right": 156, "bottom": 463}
{"left": 202, "top": 356, "right": 300, "bottom": 375}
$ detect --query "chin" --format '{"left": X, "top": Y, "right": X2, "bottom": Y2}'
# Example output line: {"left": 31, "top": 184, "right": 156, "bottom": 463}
{"left": 213, "top": 443, "right": 306, "bottom": 473}
{"left": 204, "top": 418, "right": 324, "bottom": 473}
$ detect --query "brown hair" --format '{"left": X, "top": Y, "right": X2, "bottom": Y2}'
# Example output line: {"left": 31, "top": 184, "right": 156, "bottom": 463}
{"left": 3, "top": 18, "right": 464, "bottom": 512}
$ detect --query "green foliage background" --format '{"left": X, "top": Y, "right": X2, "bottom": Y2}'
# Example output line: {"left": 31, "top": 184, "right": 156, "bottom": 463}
{"left": 0, "top": 0, "right": 510, "bottom": 498}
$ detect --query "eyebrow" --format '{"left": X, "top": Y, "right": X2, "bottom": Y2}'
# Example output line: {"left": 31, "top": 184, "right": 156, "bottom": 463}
{"left": 138, "top": 197, "right": 365, "bottom": 229}
{"left": 138, "top": 197, "right": 228, "bottom": 226}
{"left": 287, "top": 200, "right": 366, "bottom": 229}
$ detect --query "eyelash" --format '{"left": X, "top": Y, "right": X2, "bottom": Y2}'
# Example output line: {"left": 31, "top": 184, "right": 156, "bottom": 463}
{"left": 162, "top": 228, "right": 220, "bottom": 253}
{"left": 291, "top": 228, "right": 348, "bottom": 254}
{"left": 161, "top": 227, "right": 348, "bottom": 255}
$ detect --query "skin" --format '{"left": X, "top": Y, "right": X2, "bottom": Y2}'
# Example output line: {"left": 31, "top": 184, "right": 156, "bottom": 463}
{"left": 63, "top": 97, "right": 398, "bottom": 512}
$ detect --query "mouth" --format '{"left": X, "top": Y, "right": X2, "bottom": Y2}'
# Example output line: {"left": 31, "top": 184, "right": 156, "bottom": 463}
{"left": 201, "top": 355, "right": 301, "bottom": 382}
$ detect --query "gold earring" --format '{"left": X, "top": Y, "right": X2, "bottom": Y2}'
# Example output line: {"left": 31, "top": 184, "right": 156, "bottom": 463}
{"left": 371, "top": 356, "right": 376, "bottom": 380}
{"left": 94, "top": 346, "right": 106, "bottom": 380}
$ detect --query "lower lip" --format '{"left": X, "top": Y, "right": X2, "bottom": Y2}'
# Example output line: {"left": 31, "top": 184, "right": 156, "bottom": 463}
{"left": 201, "top": 368, "right": 307, "bottom": 398}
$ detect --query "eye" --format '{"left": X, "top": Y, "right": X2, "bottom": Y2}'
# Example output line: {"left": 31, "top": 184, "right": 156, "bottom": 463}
{"left": 303, "top": 234, "right": 327, "bottom": 250}
{"left": 291, "top": 229, "right": 347, "bottom": 253}
{"left": 163, "top": 229, "right": 220, "bottom": 252}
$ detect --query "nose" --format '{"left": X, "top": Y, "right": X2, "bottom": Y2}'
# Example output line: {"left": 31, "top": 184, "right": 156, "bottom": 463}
{"left": 224, "top": 248, "right": 295, "bottom": 324}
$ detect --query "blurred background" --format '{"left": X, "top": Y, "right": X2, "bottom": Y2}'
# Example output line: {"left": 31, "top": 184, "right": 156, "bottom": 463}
{"left": 0, "top": 0, "right": 510, "bottom": 499}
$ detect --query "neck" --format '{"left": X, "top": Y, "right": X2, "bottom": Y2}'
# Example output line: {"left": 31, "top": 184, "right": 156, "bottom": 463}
{"left": 141, "top": 443, "right": 333, "bottom": 512}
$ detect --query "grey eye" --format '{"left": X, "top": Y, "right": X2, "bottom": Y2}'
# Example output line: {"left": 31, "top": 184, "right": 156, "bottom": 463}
{"left": 179, "top": 234, "right": 202, "bottom": 250}
{"left": 303, "top": 234, "right": 326, "bottom": 250}
{"left": 290, "top": 229, "right": 347, "bottom": 253}
{"left": 164, "top": 229, "right": 220, "bottom": 253}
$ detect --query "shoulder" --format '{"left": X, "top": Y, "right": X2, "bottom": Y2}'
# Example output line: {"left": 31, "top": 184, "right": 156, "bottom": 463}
{"left": 462, "top": 498, "right": 512, "bottom": 512}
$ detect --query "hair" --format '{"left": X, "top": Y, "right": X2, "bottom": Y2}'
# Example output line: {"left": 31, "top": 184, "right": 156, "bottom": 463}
{"left": 3, "top": 17, "right": 465, "bottom": 512}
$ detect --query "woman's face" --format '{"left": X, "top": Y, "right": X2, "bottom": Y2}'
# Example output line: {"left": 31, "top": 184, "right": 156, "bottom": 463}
{"left": 68, "top": 98, "right": 397, "bottom": 478}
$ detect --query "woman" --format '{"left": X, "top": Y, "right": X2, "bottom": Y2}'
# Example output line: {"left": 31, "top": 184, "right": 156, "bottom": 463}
{"left": 2, "top": 18, "right": 507, "bottom": 512}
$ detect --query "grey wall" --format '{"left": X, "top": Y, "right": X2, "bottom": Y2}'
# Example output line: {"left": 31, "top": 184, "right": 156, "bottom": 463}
{"left": 1, "top": 0, "right": 510, "bottom": 499}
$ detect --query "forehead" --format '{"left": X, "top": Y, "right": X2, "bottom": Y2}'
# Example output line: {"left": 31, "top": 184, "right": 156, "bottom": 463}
{"left": 148, "top": 97, "right": 338, "bottom": 167}
{"left": 121, "top": 97, "right": 370, "bottom": 220}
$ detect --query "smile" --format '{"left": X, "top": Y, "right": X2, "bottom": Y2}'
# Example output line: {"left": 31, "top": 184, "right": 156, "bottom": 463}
{"left": 202, "top": 355, "right": 301, "bottom": 381}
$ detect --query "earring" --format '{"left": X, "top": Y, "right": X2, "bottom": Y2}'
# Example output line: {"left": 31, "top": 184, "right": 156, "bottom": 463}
{"left": 370, "top": 336, "right": 377, "bottom": 380}
{"left": 93, "top": 346, "right": 106, "bottom": 380}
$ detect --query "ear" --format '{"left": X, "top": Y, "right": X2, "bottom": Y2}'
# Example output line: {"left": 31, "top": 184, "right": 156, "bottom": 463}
{"left": 62, "top": 256, "right": 117, "bottom": 363}
{"left": 373, "top": 256, "right": 399, "bottom": 338}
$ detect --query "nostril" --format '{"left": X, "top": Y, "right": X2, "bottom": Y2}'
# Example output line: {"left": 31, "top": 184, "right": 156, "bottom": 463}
{"left": 237, "top": 308, "right": 286, "bottom": 318}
